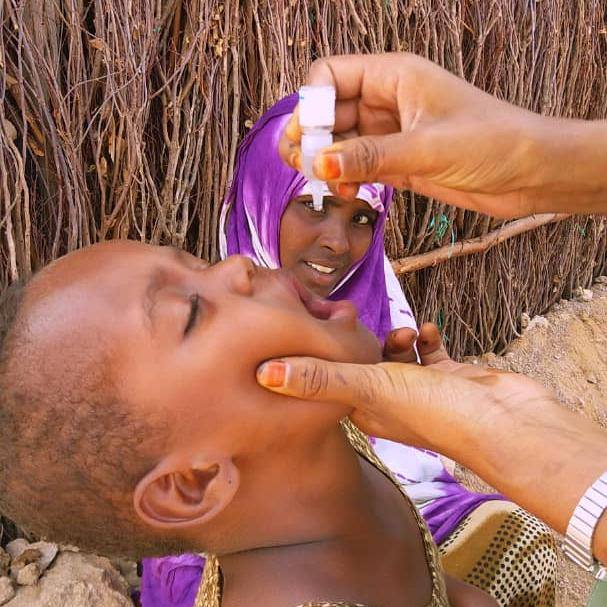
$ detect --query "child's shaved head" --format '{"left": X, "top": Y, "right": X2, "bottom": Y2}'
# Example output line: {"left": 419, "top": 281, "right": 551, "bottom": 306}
{"left": 0, "top": 277, "right": 186, "bottom": 558}
{"left": 0, "top": 241, "right": 380, "bottom": 560}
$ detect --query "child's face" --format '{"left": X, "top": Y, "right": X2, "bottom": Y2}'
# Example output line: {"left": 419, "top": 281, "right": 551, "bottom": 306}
{"left": 29, "top": 241, "right": 381, "bottom": 454}
{"left": 279, "top": 195, "right": 378, "bottom": 297}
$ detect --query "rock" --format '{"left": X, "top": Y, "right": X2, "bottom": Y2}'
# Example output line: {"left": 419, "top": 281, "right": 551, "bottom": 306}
{"left": 527, "top": 315, "right": 549, "bottom": 331}
{"left": 595, "top": 275, "right": 607, "bottom": 284}
{"left": 14, "top": 563, "right": 40, "bottom": 586}
{"left": 587, "top": 375, "right": 598, "bottom": 385}
{"left": 30, "top": 543, "right": 58, "bottom": 573}
{"left": 0, "top": 549, "right": 9, "bottom": 577}
{"left": 4, "top": 541, "right": 27, "bottom": 561}
{"left": 520, "top": 312, "right": 530, "bottom": 329}
{"left": 0, "top": 577, "right": 15, "bottom": 606}
{"left": 574, "top": 286, "right": 593, "bottom": 301}
{"left": 6, "top": 540, "right": 58, "bottom": 575}
{"left": 4, "top": 551, "right": 132, "bottom": 607}
{"left": 10, "top": 548, "right": 41, "bottom": 576}
{"left": 110, "top": 559, "right": 139, "bottom": 592}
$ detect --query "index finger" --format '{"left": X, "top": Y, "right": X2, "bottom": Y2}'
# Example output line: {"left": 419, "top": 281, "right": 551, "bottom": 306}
{"left": 256, "top": 357, "right": 380, "bottom": 407}
{"left": 308, "top": 55, "right": 372, "bottom": 100}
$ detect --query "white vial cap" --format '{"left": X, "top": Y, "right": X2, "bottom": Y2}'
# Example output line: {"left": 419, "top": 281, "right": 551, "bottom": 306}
{"left": 299, "top": 85, "right": 336, "bottom": 128}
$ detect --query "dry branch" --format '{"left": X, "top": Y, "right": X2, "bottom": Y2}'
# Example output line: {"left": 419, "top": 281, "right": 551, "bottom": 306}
{"left": 392, "top": 214, "right": 570, "bottom": 275}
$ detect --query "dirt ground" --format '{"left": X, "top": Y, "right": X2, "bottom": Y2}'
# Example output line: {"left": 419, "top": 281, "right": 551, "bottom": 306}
{"left": 455, "top": 278, "right": 607, "bottom": 606}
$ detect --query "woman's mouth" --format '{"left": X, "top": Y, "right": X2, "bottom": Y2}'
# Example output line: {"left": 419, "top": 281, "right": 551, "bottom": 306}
{"left": 305, "top": 261, "right": 337, "bottom": 275}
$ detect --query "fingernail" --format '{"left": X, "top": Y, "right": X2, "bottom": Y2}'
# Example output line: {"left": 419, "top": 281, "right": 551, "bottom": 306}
{"left": 257, "top": 361, "right": 286, "bottom": 388}
{"left": 285, "top": 118, "right": 300, "bottom": 141}
{"left": 289, "top": 151, "right": 302, "bottom": 171}
{"left": 336, "top": 182, "right": 352, "bottom": 197}
{"left": 314, "top": 153, "right": 342, "bottom": 180}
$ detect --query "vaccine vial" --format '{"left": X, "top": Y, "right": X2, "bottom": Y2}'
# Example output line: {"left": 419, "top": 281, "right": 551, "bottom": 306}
{"left": 298, "top": 85, "right": 336, "bottom": 211}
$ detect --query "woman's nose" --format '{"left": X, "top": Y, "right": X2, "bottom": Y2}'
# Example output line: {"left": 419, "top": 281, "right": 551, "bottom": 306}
{"left": 318, "top": 218, "right": 350, "bottom": 256}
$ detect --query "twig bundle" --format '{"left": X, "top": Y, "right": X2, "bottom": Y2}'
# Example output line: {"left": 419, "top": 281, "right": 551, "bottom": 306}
{"left": 1, "top": 0, "right": 606, "bottom": 357}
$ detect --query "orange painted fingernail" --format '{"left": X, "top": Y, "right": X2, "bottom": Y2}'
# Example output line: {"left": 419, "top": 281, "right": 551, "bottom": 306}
{"left": 285, "top": 118, "right": 300, "bottom": 141}
{"left": 315, "top": 153, "right": 342, "bottom": 180}
{"left": 257, "top": 361, "right": 286, "bottom": 388}
{"left": 289, "top": 151, "right": 302, "bottom": 171}
{"left": 336, "top": 182, "right": 358, "bottom": 198}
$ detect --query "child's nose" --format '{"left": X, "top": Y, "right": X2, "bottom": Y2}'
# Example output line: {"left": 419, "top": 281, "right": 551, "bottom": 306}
{"left": 210, "top": 255, "right": 256, "bottom": 296}
{"left": 318, "top": 219, "right": 349, "bottom": 256}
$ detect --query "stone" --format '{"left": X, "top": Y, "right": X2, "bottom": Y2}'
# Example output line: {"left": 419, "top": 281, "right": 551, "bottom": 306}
{"left": 0, "top": 549, "right": 9, "bottom": 577}
{"left": 0, "top": 577, "right": 15, "bottom": 606}
{"left": 29, "top": 543, "right": 58, "bottom": 573}
{"left": 4, "top": 541, "right": 27, "bottom": 561}
{"left": 574, "top": 286, "right": 593, "bottom": 301}
{"left": 4, "top": 551, "right": 132, "bottom": 607}
{"left": 6, "top": 540, "right": 58, "bottom": 575}
{"left": 595, "top": 275, "right": 607, "bottom": 284}
{"left": 587, "top": 375, "right": 598, "bottom": 385}
{"left": 527, "top": 315, "right": 549, "bottom": 331}
{"left": 520, "top": 312, "right": 530, "bottom": 329}
{"left": 10, "top": 548, "right": 41, "bottom": 576}
{"left": 14, "top": 563, "right": 40, "bottom": 586}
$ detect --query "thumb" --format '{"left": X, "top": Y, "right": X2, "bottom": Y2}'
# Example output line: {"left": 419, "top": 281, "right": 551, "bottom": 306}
{"left": 313, "top": 132, "right": 419, "bottom": 184}
{"left": 256, "top": 357, "right": 380, "bottom": 406}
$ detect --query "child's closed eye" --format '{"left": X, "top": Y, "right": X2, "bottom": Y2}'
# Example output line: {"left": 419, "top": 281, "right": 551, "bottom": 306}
{"left": 184, "top": 294, "right": 200, "bottom": 335}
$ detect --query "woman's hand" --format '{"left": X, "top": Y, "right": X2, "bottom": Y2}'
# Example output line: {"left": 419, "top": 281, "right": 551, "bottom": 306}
{"left": 280, "top": 53, "right": 607, "bottom": 218}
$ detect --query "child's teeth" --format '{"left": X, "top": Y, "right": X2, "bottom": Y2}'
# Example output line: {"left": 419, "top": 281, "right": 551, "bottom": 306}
{"left": 307, "top": 262, "right": 335, "bottom": 274}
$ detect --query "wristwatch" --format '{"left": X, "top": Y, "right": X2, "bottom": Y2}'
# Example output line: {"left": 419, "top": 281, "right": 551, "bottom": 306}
{"left": 563, "top": 471, "right": 607, "bottom": 580}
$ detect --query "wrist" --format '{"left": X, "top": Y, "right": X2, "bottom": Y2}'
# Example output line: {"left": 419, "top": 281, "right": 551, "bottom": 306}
{"left": 523, "top": 115, "right": 607, "bottom": 215}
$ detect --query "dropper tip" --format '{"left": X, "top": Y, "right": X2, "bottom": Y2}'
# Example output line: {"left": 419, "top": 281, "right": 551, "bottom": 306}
{"left": 311, "top": 181, "right": 324, "bottom": 211}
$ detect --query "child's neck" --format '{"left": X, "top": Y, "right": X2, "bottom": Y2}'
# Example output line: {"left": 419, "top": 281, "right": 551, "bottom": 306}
{"left": 217, "top": 426, "right": 433, "bottom": 607}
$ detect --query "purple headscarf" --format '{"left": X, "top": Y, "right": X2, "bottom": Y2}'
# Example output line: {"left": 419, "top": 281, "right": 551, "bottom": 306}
{"left": 220, "top": 93, "right": 410, "bottom": 343}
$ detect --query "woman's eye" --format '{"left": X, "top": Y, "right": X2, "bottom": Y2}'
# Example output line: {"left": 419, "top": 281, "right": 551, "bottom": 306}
{"left": 184, "top": 294, "right": 200, "bottom": 335}
{"left": 354, "top": 213, "right": 374, "bottom": 226}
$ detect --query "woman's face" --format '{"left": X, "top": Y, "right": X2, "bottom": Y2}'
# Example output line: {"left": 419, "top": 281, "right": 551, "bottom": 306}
{"left": 279, "top": 195, "right": 378, "bottom": 297}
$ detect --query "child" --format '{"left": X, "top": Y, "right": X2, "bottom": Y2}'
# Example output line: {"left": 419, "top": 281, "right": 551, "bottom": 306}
{"left": 143, "top": 95, "right": 556, "bottom": 606}
{"left": 0, "top": 240, "right": 497, "bottom": 606}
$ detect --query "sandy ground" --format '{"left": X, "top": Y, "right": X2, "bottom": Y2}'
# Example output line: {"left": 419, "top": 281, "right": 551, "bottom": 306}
{"left": 455, "top": 278, "right": 607, "bottom": 606}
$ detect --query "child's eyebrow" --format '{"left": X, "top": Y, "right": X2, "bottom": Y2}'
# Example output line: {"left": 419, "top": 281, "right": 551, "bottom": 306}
{"left": 142, "top": 269, "right": 167, "bottom": 333}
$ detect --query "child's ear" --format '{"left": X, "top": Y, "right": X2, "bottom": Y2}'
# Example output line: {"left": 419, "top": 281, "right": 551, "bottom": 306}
{"left": 133, "top": 458, "right": 240, "bottom": 529}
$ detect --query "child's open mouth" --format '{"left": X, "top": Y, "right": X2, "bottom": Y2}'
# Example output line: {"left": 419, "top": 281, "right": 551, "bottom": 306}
{"left": 279, "top": 270, "right": 357, "bottom": 323}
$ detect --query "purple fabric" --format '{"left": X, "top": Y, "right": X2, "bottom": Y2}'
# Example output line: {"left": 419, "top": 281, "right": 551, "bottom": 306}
{"left": 423, "top": 480, "right": 502, "bottom": 545}
{"left": 140, "top": 554, "right": 205, "bottom": 607}
{"left": 223, "top": 93, "right": 394, "bottom": 343}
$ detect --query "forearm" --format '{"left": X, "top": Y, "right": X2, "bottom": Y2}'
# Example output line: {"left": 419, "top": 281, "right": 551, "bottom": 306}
{"left": 526, "top": 117, "right": 607, "bottom": 215}
{"left": 446, "top": 390, "right": 607, "bottom": 564}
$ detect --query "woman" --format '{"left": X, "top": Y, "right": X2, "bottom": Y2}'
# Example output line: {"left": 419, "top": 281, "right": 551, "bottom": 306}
{"left": 141, "top": 95, "right": 556, "bottom": 607}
